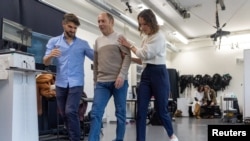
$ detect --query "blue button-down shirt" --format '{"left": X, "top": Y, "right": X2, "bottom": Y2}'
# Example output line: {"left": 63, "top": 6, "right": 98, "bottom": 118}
{"left": 45, "top": 33, "right": 94, "bottom": 88}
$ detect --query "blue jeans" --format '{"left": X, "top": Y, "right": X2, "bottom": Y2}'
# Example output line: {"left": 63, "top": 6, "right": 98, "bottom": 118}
{"left": 56, "top": 86, "right": 83, "bottom": 141}
{"left": 136, "top": 64, "right": 174, "bottom": 141}
{"left": 88, "top": 81, "right": 128, "bottom": 141}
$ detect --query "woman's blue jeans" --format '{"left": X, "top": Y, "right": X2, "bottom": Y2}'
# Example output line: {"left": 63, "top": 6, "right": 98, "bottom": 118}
{"left": 136, "top": 64, "right": 174, "bottom": 141}
{"left": 88, "top": 80, "right": 128, "bottom": 141}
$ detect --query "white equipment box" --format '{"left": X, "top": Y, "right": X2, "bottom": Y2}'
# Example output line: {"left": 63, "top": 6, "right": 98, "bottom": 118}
{"left": 177, "top": 97, "right": 191, "bottom": 117}
{"left": 0, "top": 51, "right": 38, "bottom": 141}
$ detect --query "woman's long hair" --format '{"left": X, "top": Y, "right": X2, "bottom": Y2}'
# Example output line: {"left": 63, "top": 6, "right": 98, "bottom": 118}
{"left": 137, "top": 9, "right": 159, "bottom": 35}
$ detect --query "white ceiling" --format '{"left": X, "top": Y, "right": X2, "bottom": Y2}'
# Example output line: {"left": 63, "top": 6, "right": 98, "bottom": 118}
{"left": 106, "top": 0, "right": 250, "bottom": 39}
{"left": 40, "top": 0, "right": 250, "bottom": 47}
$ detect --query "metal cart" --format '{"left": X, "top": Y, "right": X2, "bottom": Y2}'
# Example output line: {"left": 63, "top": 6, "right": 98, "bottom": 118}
{"left": 222, "top": 97, "right": 238, "bottom": 123}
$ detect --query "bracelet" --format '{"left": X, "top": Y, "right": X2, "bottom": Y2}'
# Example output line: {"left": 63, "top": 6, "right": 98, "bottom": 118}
{"left": 129, "top": 45, "right": 134, "bottom": 49}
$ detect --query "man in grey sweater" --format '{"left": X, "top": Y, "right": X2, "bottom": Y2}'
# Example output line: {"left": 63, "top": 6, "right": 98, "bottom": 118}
{"left": 88, "top": 12, "right": 131, "bottom": 141}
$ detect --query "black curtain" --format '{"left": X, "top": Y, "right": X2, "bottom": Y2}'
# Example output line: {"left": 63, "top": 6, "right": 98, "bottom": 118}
{"left": 168, "top": 68, "right": 179, "bottom": 102}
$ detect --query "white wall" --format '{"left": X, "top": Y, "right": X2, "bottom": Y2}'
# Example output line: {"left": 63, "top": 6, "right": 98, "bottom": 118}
{"left": 170, "top": 45, "right": 247, "bottom": 112}
{"left": 243, "top": 49, "right": 250, "bottom": 118}
{"left": 76, "top": 28, "right": 97, "bottom": 114}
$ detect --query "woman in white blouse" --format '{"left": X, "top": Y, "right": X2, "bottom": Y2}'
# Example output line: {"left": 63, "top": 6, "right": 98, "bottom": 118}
{"left": 118, "top": 9, "right": 178, "bottom": 141}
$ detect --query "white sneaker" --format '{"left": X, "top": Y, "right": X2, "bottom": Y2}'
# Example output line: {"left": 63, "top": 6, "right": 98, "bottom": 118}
{"left": 170, "top": 134, "right": 178, "bottom": 141}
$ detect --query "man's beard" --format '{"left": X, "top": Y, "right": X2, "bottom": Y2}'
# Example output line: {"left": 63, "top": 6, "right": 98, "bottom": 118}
{"left": 65, "top": 31, "right": 75, "bottom": 38}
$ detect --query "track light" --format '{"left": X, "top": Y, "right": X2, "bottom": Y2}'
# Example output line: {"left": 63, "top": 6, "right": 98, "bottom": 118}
{"left": 217, "top": 0, "right": 225, "bottom": 10}
{"left": 180, "top": 10, "right": 190, "bottom": 19}
{"left": 125, "top": 2, "right": 132, "bottom": 13}
{"left": 166, "top": 0, "right": 191, "bottom": 19}
{"left": 121, "top": 0, "right": 132, "bottom": 13}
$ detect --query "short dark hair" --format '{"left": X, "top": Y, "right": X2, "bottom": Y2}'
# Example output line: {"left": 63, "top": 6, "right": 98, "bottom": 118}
{"left": 63, "top": 13, "right": 80, "bottom": 26}
{"left": 137, "top": 9, "right": 159, "bottom": 35}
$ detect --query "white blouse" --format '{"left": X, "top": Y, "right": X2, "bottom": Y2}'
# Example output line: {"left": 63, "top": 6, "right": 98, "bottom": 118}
{"left": 135, "top": 30, "right": 167, "bottom": 67}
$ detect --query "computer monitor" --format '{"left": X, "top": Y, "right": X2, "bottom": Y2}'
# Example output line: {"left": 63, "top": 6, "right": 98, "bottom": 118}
{"left": 1, "top": 18, "right": 32, "bottom": 48}
{"left": 27, "top": 31, "right": 56, "bottom": 72}
{"left": 27, "top": 31, "right": 52, "bottom": 64}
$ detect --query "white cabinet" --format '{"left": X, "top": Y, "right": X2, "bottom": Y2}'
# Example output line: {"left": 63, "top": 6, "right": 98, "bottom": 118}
{"left": 244, "top": 49, "right": 250, "bottom": 119}
{"left": 177, "top": 98, "right": 191, "bottom": 117}
{"left": 0, "top": 51, "right": 38, "bottom": 141}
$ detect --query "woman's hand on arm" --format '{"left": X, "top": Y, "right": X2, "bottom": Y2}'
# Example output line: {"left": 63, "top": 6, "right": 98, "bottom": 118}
{"left": 118, "top": 36, "right": 131, "bottom": 49}
{"left": 132, "top": 57, "right": 142, "bottom": 65}
{"left": 118, "top": 36, "right": 138, "bottom": 55}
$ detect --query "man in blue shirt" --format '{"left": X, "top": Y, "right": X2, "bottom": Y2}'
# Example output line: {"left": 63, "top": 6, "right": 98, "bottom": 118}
{"left": 43, "top": 13, "right": 94, "bottom": 141}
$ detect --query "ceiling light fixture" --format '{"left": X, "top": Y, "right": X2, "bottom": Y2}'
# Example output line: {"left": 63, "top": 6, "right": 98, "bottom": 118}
{"left": 165, "top": 0, "right": 190, "bottom": 19}
{"left": 172, "top": 31, "right": 189, "bottom": 44}
{"left": 166, "top": 41, "right": 180, "bottom": 52}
